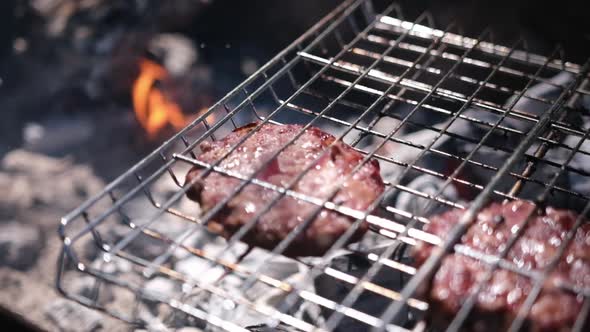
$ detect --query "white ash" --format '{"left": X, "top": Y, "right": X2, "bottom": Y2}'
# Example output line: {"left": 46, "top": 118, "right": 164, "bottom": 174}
{"left": 135, "top": 328, "right": 205, "bottom": 332}
{"left": 0, "top": 149, "right": 130, "bottom": 331}
{"left": 104, "top": 223, "right": 174, "bottom": 262}
{"left": 176, "top": 327, "right": 205, "bottom": 332}
{"left": 145, "top": 277, "right": 179, "bottom": 300}
{"left": 0, "top": 149, "right": 104, "bottom": 211}
{"left": 45, "top": 299, "right": 103, "bottom": 332}
{"left": 175, "top": 256, "right": 227, "bottom": 285}
{"left": 68, "top": 275, "right": 115, "bottom": 305}
{"left": 0, "top": 221, "right": 44, "bottom": 270}
{"left": 394, "top": 174, "right": 461, "bottom": 217}
{"left": 97, "top": 172, "right": 203, "bottom": 263}
{"left": 139, "top": 307, "right": 172, "bottom": 332}
{"left": 146, "top": 233, "right": 319, "bottom": 330}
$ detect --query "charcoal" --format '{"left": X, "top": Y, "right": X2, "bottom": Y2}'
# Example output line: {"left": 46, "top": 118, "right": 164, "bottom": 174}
{"left": 189, "top": 277, "right": 269, "bottom": 328}
{"left": 174, "top": 256, "right": 226, "bottom": 284}
{"left": 557, "top": 136, "right": 590, "bottom": 211}
{"left": 137, "top": 306, "right": 170, "bottom": 332}
{"left": 394, "top": 174, "right": 460, "bottom": 218}
{"left": 176, "top": 328, "right": 204, "bottom": 332}
{"left": 240, "top": 249, "right": 301, "bottom": 280}
{"left": 314, "top": 248, "right": 415, "bottom": 331}
{"left": 90, "top": 254, "right": 133, "bottom": 274}
{"left": 137, "top": 328, "right": 204, "bottom": 332}
{"left": 246, "top": 322, "right": 299, "bottom": 331}
{"left": 151, "top": 301, "right": 208, "bottom": 331}
{"left": 0, "top": 150, "right": 104, "bottom": 211}
{"left": 69, "top": 275, "right": 115, "bottom": 305}
{"left": 0, "top": 221, "right": 44, "bottom": 270}
{"left": 170, "top": 246, "right": 306, "bottom": 329}
{"left": 106, "top": 224, "right": 170, "bottom": 262}
{"left": 383, "top": 126, "right": 452, "bottom": 179}
{"left": 162, "top": 308, "right": 208, "bottom": 331}
{"left": 144, "top": 277, "right": 177, "bottom": 305}
{"left": 45, "top": 299, "right": 103, "bottom": 332}
{"left": 406, "top": 71, "right": 588, "bottom": 210}
{"left": 506, "top": 71, "right": 576, "bottom": 125}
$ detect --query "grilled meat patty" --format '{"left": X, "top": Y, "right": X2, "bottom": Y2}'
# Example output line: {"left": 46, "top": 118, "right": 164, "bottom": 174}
{"left": 413, "top": 200, "right": 590, "bottom": 332}
{"left": 185, "top": 122, "right": 385, "bottom": 257}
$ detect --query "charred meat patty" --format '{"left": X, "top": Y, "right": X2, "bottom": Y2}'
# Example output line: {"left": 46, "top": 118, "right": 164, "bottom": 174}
{"left": 413, "top": 200, "right": 590, "bottom": 331}
{"left": 185, "top": 122, "right": 385, "bottom": 257}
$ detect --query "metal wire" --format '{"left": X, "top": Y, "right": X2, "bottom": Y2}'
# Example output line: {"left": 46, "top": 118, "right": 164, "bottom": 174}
{"left": 327, "top": 32, "right": 527, "bottom": 331}
{"left": 443, "top": 78, "right": 590, "bottom": 332}
{"left": 57, "top": 1, "right": 590, "bottom": 331}
{"left": 377, "top": 59, "right": 590, "bottom": 330}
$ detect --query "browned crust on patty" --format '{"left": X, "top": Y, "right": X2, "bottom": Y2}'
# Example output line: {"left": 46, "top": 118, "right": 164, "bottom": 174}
{"left": 185, "top": 122, "right": 385, "bottom": 257}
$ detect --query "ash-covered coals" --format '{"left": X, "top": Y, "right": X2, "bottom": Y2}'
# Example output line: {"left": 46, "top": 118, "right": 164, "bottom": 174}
{"left": 45, "top": 299, "right": 104, "bottom": 332}
{"left": 313, "top": 246, "right": 418, "bottom": 330}
{"left": 166, "top": 245, "right": 309, "bottom": 329}
{"left": 376, "top": 71, "right": 590, "bottom": 216}
{"left": 0, "top": 221, "right": 44, "bottom": 270}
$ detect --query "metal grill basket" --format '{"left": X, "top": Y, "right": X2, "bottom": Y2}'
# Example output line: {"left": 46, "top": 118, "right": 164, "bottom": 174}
{"left": 57, "top": 1, "right": 590, "bottom": 331}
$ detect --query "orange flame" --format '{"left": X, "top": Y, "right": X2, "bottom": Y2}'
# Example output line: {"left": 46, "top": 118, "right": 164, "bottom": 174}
{"left": 132, "top": 59, "right": 191, "bottom": 139}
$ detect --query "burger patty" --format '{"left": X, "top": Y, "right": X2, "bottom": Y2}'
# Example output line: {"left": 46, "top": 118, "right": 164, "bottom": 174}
{"left": 184, "top": 122, "right": 385, "bottom": 257}
{"left": 413, "top": 200, "right": 590, "bottom": 332}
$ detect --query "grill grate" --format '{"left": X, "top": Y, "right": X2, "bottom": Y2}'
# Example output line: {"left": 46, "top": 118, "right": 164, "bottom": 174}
{"left": 57, "top": 1, "right": 590, "bottom": 331}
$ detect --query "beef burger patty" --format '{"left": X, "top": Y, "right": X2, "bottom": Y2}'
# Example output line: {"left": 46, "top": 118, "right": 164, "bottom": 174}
{"left": 185, "top": 122, "right": 385, "bottom": 257}
{"left": 413, "top": 200, "right": 590, "bottom": 332}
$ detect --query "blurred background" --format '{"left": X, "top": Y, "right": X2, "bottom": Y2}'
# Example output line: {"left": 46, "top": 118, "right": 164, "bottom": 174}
{"left": 0, "top": 0, "right": 587, "bottom": 330}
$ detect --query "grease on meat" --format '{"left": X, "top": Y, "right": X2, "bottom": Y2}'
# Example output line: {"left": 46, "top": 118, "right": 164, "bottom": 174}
{"left": 414, "top": 200, "right": 590, "bottom": 332}
{"left": 185, "top": 123, "right": 385, "bottom": 257}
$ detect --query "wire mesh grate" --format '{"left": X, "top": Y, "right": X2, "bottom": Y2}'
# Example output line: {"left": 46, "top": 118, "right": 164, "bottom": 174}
{"left": 57, "top": 0, "right": 590, "bottom": 331}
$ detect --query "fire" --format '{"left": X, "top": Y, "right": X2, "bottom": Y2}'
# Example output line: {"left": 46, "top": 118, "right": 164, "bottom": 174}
{"left": 132, "top": 59, "right": 192, "bottom": 139}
